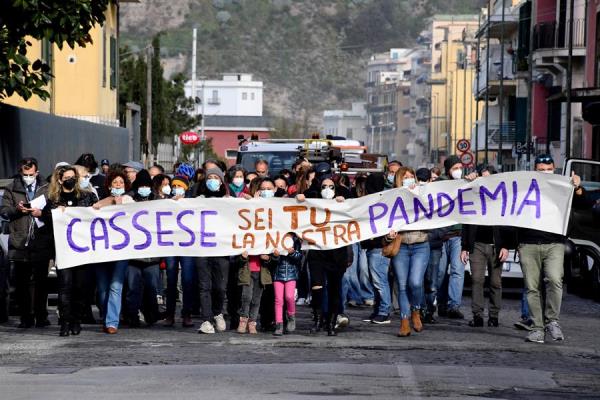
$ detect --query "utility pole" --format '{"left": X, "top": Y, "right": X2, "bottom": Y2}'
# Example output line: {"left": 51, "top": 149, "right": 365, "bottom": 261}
{"left": 565, "top": 0, "right": 575, "bottom": 160}
{"left": 191, "top": 27, "right": 198, "bottom": 165}
{"left": 484, "top": 1, "right": 491, "bottom": 164}
{"left": 525, "top": 0, "right": 534, "bottom": 170}
{"left": 475, "top": 13, "right": 481, "bottom": 163}
{"left": 498, "top": 0, "right": 505, "bottom": 170}
{"left": 146, "top": 45, "right": 153, "bottom": 166}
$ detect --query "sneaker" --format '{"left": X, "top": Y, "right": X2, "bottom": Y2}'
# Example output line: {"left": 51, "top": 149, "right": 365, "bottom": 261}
{"left": 214, "top": 314, "right": 226, "bottom": 332}
{"left": 347, "top": 300, "right": 359, "bottom": 308}
{"left": 296, "top": 298, "right": 307, "bottom": 306}
{"left": 362, "top": 314, "right": 374, "bottom": 323}
{"left": 363, "top": 299, "right": 375, "bottom": 307}
{"left": 335, "top": 314, "right": 349, "bottom": 330}
{"left": 447, "top": 308, "right": 464, "bottom": 319}
{"left": 273, "top": 323, "right": 284, "bottom": 336}
{"left": 286, "top": 315, "right": 296, "bottom": 333}
{"left": 514, "top": 318, "right": 534, "bottom": 331}
{"left": 371, "top": 315, "right": 391, "bottom": 325}
{"left": 545, "top": 321, "right": 564, "bottom": 341}
{"left": 197, "top": 321, "right": 215, "bottom": 334}
{"left": 526, "top": 329, "right": 545, "bottom": 343}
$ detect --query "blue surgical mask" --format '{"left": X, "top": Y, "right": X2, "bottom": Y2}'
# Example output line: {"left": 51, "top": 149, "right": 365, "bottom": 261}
{"left": 137, "top": 187, "right": 151, "bottom": 197}
{"left": 111, "top": 187, "right": 125, "bottom": 197}
{"left": 206, "top": 178, "right": 221, "bottom": 192}
{"left": 79, "top": 177, "right": 90, "bottom": 189}
{"left": 173, "top": 187, "right": 185, "bottom": 197}
{"left": 402, "top": 178, "right": 416, "bottom": 188}
{"left": 387, "top": 173, "right": 395, "bottom": 184}
{"left": 260, "top": 189, "right": 274, "bottom": 198}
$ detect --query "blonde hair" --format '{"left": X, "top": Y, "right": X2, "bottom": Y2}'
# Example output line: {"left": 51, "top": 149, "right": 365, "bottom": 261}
{"left": 394, "top": 166, "right": 416, "bottom": 188}
{"left": 48, "top": 166, "right": 81, "bottom": 203}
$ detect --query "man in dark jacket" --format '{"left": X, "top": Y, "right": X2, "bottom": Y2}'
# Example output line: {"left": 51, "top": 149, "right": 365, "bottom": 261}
{"left": 0, "top": 158, "right": 53, "bottom": 328}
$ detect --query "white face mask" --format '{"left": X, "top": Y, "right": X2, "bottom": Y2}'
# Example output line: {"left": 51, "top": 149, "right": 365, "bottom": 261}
{"left": 232, "top": 177, "right": 244, "bottom": 187}
{"left": 321, "top": 188, "right": 335, "bottom": 199}
{"left": 22, "top": 175, "right": 36, "bottom": 186}
{"left": 161, "top": 185, "right": 171, "bottom": 195}
{"left": 451, "top": 169, "right": 463, "bottom": 180}
{"left": 539, "top": 170, "right": 554, "bottom": 174}
{"left": 79, "top": 177, "right": 90, "bottom": 189}
{"left": 402, "top": 178, "right": 416, "bottom": 188}
{"left": 173, "top": 187, "right": 185, "bottom": 197}
{"left": 260, "top": 189, "right": 274, "bottom": 198}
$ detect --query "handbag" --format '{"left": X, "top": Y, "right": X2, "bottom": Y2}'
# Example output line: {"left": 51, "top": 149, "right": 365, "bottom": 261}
{"left": 382, "top": 234, "right": 402, "bottom": 258}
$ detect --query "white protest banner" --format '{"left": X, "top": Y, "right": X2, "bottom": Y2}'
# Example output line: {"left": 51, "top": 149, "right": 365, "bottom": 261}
{"left": 52, "top": 172, "right": 574, "bottom": 269}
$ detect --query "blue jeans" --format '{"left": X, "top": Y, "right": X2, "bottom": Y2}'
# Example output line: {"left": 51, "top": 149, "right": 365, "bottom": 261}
{"left": 356, "top": 244, "right": 374, "bottom": 302}
{"left": 437, "top": 236, "right": 464, "bottom": 310}
{"left": 341, "top": 244, "right": 363, "bottom": 306}
{"left": 165, "top": 256, "right": 197, "bottom": 318}
{"left": 392, "top": 242, "right": 430, "bottom": 319}
{"left": 126, "top": 263, "right": 160, "bottom": 323}
{"left": 96, "top": 260, "right": 128, "bottom": 328}
{"left": 520, "top": 287, "right": 529, "bottom": 319}
{"left": 366, "top": 248, "right": 391, "bottom": 317}
{"left": 423, "top": 248, "right": 442, "bottom": 312}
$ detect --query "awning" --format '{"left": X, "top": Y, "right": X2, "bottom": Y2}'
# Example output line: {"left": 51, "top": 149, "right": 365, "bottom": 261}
{"left": 546, "top": 87, "right": 600, "bottom": 103}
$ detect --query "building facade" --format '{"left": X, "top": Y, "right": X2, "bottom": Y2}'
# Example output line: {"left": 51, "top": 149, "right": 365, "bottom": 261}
{"left": 322, "top": 102, "right": 367, "bottom": 144}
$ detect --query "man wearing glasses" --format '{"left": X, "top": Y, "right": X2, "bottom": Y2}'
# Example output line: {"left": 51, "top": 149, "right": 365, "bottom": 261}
{"left": 0, "top": 158, "right": 53, "bottom": 328}
{"left": 518, "top": 154, "right": 583, "bottom": 343}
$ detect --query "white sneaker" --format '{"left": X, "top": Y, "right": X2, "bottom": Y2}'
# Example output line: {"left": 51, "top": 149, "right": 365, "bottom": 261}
{"left": 214, "top": 314, "right": 226, "bottom": 332}
{"left": 335, "top": 314, "right": 350, "bottom": 330}
{"left": 197, "top": 321, "right": 215, "bottom": 334}
{"left": 296, "top": 298, "right": 306, "bottom": 306}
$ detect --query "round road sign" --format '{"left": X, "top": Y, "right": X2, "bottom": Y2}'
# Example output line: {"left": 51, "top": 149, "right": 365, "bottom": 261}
{"left": 456, "top": 139, "right": 471, "bottom": 153}
{"left": 460, "top": 151, "right": 474, "bottom": 166}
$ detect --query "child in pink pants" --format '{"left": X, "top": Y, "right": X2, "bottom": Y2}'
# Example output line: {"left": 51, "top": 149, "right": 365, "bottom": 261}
{"left": 271, "top": 234, "right": 303, "bottom": 336}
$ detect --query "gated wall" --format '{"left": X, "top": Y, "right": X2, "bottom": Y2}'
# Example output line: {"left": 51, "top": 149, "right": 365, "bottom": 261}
{"left": 0, "top": 104, "right": 130, "bottom": 178}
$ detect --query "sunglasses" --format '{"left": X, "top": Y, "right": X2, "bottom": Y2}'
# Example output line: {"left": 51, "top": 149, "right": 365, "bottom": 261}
{"left": 535, "top": 155, "right": 553, "bottom": 164}
{"left": 321, "top": 184, "right": 335, "bottom": 190}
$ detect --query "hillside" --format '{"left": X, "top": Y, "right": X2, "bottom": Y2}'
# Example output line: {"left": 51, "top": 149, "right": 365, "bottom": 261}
{"left": 120, "top": 0, "right": 482, "bottom": 132}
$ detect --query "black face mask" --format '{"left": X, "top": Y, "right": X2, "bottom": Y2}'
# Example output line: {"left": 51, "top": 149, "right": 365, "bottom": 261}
{"left": 275, "top": 188, "right": 287, "bottom": 198}
{"left": 62, "top": 178, "right": 76, "bottom": 190}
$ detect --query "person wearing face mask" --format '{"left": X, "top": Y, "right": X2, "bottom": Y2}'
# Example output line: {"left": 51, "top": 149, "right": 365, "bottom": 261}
{"left": 227, "top": 165, "right": 250, "bottom": 198}
{"left": 433, "top": 155, "right": 469, "bottom": 320}
{"left": 297, "top": 176, "right": 352, "bottom": 336}
{"left": 385, "top": 160, "right": 403, "bottom": 189}
{"left": 47, "top": 166, "right": 98, "bottom": 336}
{"left": 171, "top": 176, "right": 190, "bottom": 199}
{"left": 0, "top": 158, "right": 53, "bottom": 329}
{"left": 152, "top": 174, "right": 172, "bottom": 199}
{"left": 386, "top": 167, "right": 430, "bottom": 337}
{"left": 124, "top": 170, "right": 161, "bottom": 327}
{"left": 516, "top": 154, "right": 583, "bottom": 344}
{"left": 194, "top": 168, "right": 231, "bottom": 334}
{"left": 92, "top": 170, "right": 133, "bottom": 334}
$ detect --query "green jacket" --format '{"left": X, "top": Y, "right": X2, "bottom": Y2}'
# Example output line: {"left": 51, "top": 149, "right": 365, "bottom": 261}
{"left": 237, "top": 255, "right": 273, "bottom": 286}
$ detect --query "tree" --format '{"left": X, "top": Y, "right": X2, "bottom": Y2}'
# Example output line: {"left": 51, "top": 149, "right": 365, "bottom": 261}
{"left": 0, "top": 0, "right": 109, "bottom": 100}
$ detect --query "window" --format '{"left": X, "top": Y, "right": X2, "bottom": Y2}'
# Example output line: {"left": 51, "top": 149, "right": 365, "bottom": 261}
{"left": 109, "top": 36, "right": 117, "bottom": 89}
{"left": 251, "top": 92, "right": 255, "bottom": 100}
{"left": 346, "top": 128, "right": 353, "bottom": 138}
{"left": 242, "top": 92, "right": 248, "bottom": 100}
{"left": 208, "top": 90, "right": 219, "bottom": 105}
{"left": 102, "top": 29, "right": 106, "bottom": 87}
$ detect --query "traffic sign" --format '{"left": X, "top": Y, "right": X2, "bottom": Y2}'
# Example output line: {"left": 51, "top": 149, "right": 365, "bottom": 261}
{"left": 456, "top": 139, "right": 470, "bottom": 153}
{"left": 460, "top": 151, "right": 474, "bottom": 167}
{"left": 179, "top": 131, "right": 200, "bottom": 145}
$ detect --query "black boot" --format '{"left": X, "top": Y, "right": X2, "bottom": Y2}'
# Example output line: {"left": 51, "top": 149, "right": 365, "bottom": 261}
{"left": 59, "top": 322, "right": 70, "bottom": 337}
{"left": 70, "top": 320, "right": 82, "bottom": 335}
{"left": 309, "top": 310, "right": 322, "bottom": 334}
{"left": 327, "top": 314, "right": 338, "bottom": 336}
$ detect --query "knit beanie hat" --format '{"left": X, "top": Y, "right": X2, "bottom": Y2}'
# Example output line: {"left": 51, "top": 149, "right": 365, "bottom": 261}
{"left": 444, "top": 155, "right": 461, "bottom": 175}
{"left": 205, "top": 168, "right": 225, "bottom": 183}
{"left": 171, "top": 175, "right": 189, "bottom": 190}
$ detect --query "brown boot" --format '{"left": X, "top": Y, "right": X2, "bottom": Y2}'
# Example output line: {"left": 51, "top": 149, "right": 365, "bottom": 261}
{"left": 248, "top": 320, "right": 258, "bottom": 334}
{"left": 237, "top": 317, "right": 248, "bottom": 334}
{"left": 411, "top": 310, "right": 423, "bottom": 333}
{"left": 397, "top": 318, "right": 411, "bottom": 337}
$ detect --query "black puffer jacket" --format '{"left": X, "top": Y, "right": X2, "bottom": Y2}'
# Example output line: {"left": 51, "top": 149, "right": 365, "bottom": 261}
{"left": 0, "top": 175, "right": 53, "bottom": 261}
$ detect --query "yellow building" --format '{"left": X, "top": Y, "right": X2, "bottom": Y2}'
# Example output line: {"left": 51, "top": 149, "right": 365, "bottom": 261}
{"left": 2, "top": 1, "right": 136, "bottom": 125}
{"left": 429, "top": 15, "right": 481, "bottom": 163}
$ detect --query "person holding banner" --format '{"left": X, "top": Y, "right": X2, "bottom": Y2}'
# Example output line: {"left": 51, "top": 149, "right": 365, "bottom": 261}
{"left": 298, "top": 176, "right": 352, "bottom": 336}
{"left": 518, "top": 155, "right": 583, "bottom": 344}
{"left": 227, "top": 165, "right": 250, "bottom": 199}
{"left": 47, "top": 165, "right": 98, "bottom": 336}
{"left": 124, "top": 170, "right": 161, "bottom": 327}
{"left": 388, "top": 167, "right": 430, "bottom": 337}
{"left": 195, "top": 168, "right": 231, "bottom": 334}
{"left": 93, "top": 170, "right": 133, "bottom": 334}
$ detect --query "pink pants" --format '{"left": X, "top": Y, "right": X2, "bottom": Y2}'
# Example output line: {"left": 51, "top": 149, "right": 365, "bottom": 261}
{"left": 274, "top": 280, "right": 296, "bottom": 324}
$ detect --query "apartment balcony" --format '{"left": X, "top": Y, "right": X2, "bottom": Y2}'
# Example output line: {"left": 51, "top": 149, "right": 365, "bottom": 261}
{"left": 475, "top": 4, "right": 519, "bottom": 39}
{"left": 473, "top": 121, "right": 516, "bottom": 150}
{"left": 474, "top": 44, "right": 517, "bottom": 100}
{"left": 532, "top": 19, "right": 586, "bottom": 61}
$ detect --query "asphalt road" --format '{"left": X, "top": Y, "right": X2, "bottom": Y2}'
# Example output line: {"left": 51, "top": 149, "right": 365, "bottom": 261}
{"left": 0, "top": 293, "right": 599, "bottom": 399}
